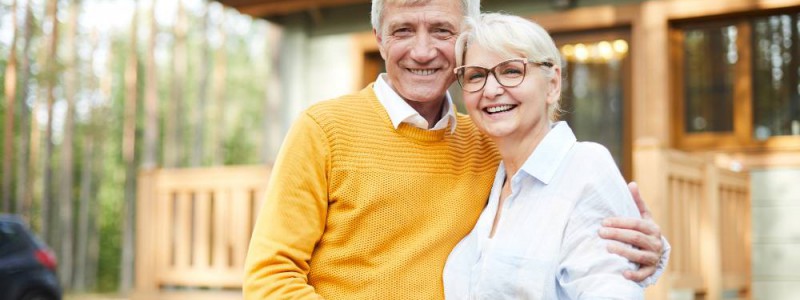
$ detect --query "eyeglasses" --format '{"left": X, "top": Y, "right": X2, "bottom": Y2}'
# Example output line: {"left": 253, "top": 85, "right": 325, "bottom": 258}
{"left": 453, "top": 58, "right": 553, "bottom": 93}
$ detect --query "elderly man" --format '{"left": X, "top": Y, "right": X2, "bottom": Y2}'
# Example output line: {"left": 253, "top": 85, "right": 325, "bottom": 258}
{"left": 243, "top": 0, "right": 669, "bottom": 299}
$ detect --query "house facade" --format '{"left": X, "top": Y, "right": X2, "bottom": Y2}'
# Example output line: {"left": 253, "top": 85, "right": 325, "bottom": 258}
{"left": 219, "top": 0, "right": 800, "bottom": 299}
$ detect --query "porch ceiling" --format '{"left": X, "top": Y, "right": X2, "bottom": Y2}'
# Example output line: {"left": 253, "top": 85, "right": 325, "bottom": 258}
{"left": 215, "top": 0, "right": 372, "bottom": 19}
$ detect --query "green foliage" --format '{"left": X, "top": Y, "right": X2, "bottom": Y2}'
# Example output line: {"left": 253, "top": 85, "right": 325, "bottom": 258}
{"left": 1, "top": 0, "right": 277, "bottom": 293}
{"left": 96, "top": 172, "right": 123, "bottom": 292}
{"left": 91, "top": 34, "right": 131, "bottom": 292}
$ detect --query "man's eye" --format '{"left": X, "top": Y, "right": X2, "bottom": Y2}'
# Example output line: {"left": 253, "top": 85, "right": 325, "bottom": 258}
{"left": 432, "top": 28, "right": 454, "bottom": 38}
{"left": 393, "top": 28, "right": 412, "bottom": 36}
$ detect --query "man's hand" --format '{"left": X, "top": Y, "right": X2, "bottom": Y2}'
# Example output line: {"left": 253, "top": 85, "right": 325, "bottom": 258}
{"left": 600, "top": 182, "right": 664, "bottom": 282}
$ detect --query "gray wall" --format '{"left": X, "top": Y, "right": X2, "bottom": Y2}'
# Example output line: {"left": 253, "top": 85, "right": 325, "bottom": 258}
{"left": 751, "top": 168, "right": 800, "bottom": 300}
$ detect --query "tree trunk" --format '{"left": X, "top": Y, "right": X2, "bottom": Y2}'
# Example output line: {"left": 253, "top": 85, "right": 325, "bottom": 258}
{"left": 86, "top": 197, "right": 100, "bottom": 290}
{"left": 74, "top": 125, "right": 93, "bottom": 291}
{"left": 211, "top": 11, "right": 227, "bottom": 166}
{"left": 15, "top": 0, "right": 34, "bottom": 221}
{"left": 165, "top": 0, "right": 187, "bottom": 168}
{"left": 41, "top": 0, "right": 60, "bottom": 245}
{"left": 264, "top": 24, "right": 283, "bottom": 163}
{"left": 120, "top": 3, "right": 139, "bottom": 293}
{"left": 75, "top": 29, "right": 100, "bottom": 290}
{"left": 58, "top": 0, "right": 81, "bottom": 288}
{"left": 87, "top": 40, "right": 114, "bottom": 292}
{"left": 192, "top": 3, "right": 210, "bottom": 167}
{"left": 2, "top": 0, "right": 18, "bottom": 212}
{"left": 142, "top": 0, "right": 158, "bottom": 170}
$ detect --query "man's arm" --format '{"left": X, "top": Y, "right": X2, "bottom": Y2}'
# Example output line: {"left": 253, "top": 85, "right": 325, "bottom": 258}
{"left": 243, "top": 113, "right": 330, "bottom": 299}
{"left": 600, "top": 182, "right": 671, "bottom": 285}
{"left": 558, "top": 149, "right": 644, "bottom": 299}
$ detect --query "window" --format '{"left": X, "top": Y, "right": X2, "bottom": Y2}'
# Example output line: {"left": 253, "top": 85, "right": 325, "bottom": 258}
{"left": 0, "top": 222, "right": 27, "bottom": 256}
{"left": 555, "top": 30, "right": 632, "bottom": 178}
{"left": 674, "top": 11, "right": 800, "bottom": 150}
{"left": 683, "top": 24, "right": 737, "bottom": 134}
{"left": 752, "top": 15, "right": 800, "bottom": 139}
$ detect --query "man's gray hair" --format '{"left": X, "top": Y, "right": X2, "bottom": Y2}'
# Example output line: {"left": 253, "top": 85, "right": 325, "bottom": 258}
{"left": 455, "top": 13, "right": 563, "bottom": 120}
{"left": 371, "top": 0, "right": 479, "bottom": 33}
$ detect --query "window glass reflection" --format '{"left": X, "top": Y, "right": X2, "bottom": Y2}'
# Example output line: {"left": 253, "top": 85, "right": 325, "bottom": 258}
{"left": 560, "top": 39, "right": 627, "bottom": 170}
{"left": 752, "top": 14, "right": 800, "bottom": 139}
{"left": 683, "top": 25, "right": 737, "bottom": 133}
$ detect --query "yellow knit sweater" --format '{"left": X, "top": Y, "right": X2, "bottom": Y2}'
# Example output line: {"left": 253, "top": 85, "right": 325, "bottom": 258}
{"left": 243, "top": 86, "right": 501, "bottom": 299}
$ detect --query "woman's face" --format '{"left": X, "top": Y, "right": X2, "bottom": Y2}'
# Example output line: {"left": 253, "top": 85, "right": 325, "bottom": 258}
{"left": 461, "top": 44, "right": 561, "bottom": 143}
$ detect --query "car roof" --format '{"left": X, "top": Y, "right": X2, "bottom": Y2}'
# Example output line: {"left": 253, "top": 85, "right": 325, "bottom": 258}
{"left": 0, "top": 214, "right": 26, "bottom": 224}
{"left": 0, "top": 214, "right": 49, "bottom": 248}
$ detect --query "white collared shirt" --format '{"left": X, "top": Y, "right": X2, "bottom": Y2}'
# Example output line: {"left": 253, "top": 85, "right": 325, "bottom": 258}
{"left": 373, "top": 74, "right": 457, "bottom": 133}
{"left": 443, "top": 122, "right": 645, "bottom": 299}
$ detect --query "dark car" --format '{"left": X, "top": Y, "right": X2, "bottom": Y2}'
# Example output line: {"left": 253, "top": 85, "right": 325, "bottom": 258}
{"left": 0, "top": 214, "right": 62, "bottom": 300}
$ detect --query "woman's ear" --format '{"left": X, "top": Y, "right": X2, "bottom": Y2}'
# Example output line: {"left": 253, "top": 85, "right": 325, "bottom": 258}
{"left": 546, "top": 66, "right": 562, "bottom": 105}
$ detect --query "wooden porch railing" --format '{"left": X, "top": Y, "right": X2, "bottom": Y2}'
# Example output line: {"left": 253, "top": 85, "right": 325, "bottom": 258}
{"left": 134, "top": 166, "right": 271, "bottom": 299}
{"left": 635, "top": 141, "right": 751, "bottom": 300}
{"left": 132, "top": 145, "right": 750, "bottom": 299}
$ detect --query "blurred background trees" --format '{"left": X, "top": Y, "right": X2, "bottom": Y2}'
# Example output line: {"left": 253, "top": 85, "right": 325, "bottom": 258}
{"left": 0, "top": 0, "right": 276, "bottom": 293}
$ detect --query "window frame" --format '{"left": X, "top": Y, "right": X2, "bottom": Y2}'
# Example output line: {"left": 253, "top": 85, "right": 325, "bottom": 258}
{"left": 672, "top": 13, "right": 800, "bottom": 151}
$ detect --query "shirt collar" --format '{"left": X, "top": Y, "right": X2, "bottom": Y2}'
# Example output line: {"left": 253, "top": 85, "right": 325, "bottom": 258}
{"left": 374, "top": 73, "right": 457, "bottom": 133}
{"left": 519, "top": 121, "right": 577, "bottom": 185}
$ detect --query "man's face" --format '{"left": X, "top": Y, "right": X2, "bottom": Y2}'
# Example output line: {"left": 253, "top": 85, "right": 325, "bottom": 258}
{"left": 375, "top": 0, "right": 461, "bottom": 106}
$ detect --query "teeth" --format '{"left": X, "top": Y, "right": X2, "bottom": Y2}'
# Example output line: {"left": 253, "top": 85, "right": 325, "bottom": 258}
{"left": 486, "top": 105, "right": 515, "bottom": 114}
{"left": 409, "top": 69, "right": 436, "bottom": 76}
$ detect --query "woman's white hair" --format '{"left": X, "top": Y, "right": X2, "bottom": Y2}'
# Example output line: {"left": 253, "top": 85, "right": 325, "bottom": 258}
{"left": 370, "top": 0, "right": 479, "bottom": 33}
{"left": 455, "top": 13, "right": 563, "bottom": 120}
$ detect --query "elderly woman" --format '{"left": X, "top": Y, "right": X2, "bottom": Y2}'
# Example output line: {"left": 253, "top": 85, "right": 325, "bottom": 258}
{"left": 442, "top": 13, "right": 644, "bottom": 299}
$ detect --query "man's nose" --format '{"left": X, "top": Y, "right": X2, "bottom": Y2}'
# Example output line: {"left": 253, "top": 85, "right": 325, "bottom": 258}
{"left": 409, "top": 33, "right": 437, "bottom": 63}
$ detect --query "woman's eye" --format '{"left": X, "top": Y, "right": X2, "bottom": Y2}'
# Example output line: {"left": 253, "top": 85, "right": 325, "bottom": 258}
{"left": 466, "top": 71, "right": 486, "bottom": 82}
{"left": 501, "top": 68, "right": 523, "bottom": 76}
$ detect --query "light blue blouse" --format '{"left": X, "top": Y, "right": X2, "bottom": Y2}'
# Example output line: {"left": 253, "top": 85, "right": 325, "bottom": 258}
{"left": 443, "top": 122, "right": 645, "bottom": 299}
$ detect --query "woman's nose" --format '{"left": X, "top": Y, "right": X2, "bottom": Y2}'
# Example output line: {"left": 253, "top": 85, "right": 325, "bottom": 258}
{"left": 482, "top": 73, "right": 504, "bottom": 98}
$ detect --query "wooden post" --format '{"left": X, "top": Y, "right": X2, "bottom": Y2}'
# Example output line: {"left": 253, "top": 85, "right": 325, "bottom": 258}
{"left": 633, "top": 139, "right": 671, "bottom": 300}
{"left": 135, "top": 169, "right": 158, "bottom": 293}
{"left": 701, "top": 158, "right": 722, "bottom": 300}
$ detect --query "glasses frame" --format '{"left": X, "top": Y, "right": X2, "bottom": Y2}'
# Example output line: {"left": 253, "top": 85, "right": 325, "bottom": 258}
{"left": 453, "top": 58, "right": 554, "bottom": 93}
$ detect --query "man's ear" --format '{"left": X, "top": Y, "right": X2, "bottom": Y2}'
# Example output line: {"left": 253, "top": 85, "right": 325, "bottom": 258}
{"left": 374, "top": 28, "right": 387, "bottom": 60}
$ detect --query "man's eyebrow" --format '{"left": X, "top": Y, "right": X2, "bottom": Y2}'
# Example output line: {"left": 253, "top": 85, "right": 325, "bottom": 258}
{"left": 386, "top": 21, "right": 414, "bottom": 31}
{"left": 429, "top": 21, "right": 456, "bottom": 29}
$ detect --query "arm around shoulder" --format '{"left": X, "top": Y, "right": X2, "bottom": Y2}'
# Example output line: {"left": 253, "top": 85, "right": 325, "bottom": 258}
{"left": 243, "top": 113, "right": 331, "bottom": 299}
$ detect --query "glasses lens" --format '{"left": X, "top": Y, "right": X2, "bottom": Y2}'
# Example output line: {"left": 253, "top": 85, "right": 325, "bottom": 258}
{"left": 496, "top": 60, "right": 526, "bottom": 87}
{"left": 460, "top": 67, "right": 488, "bottom": 92}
